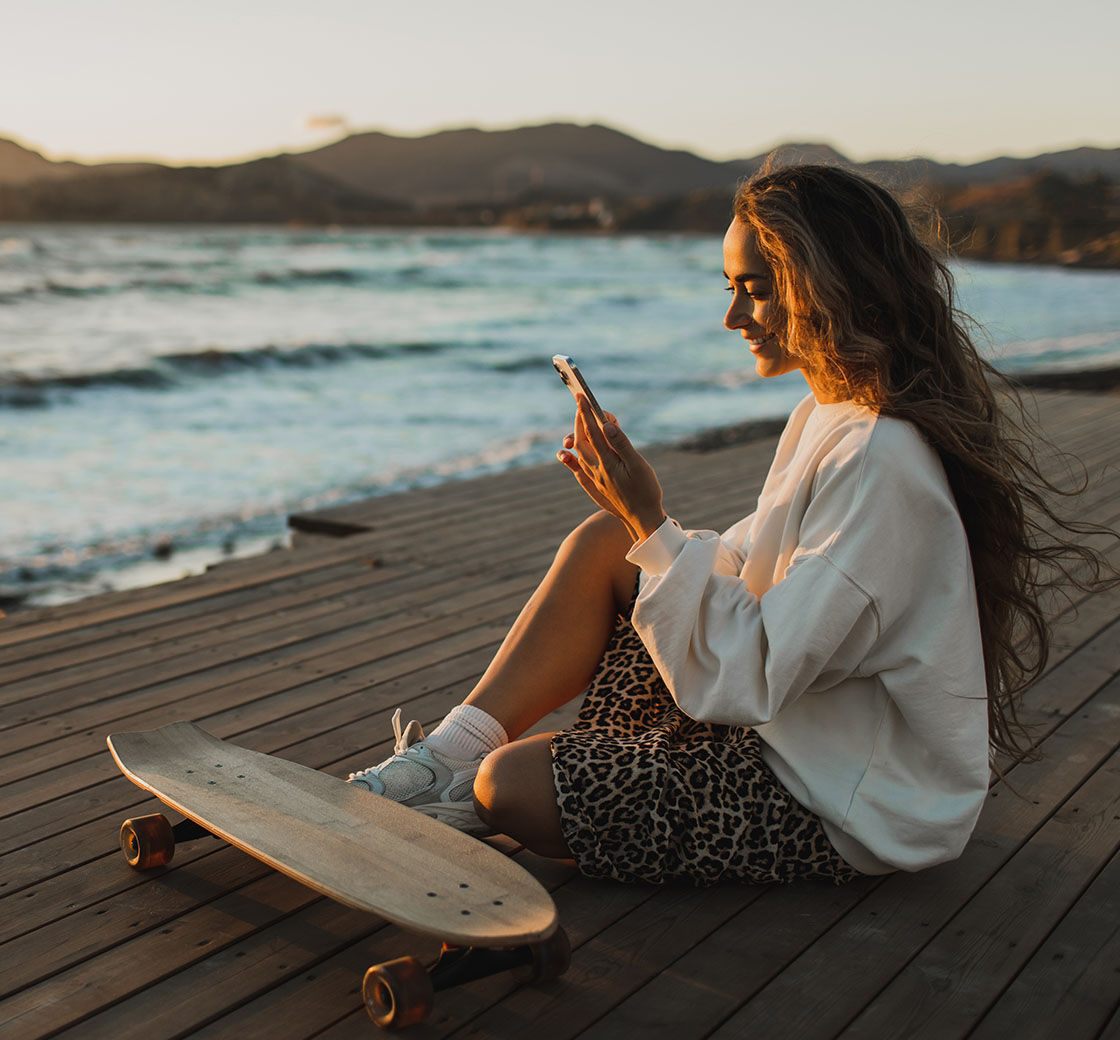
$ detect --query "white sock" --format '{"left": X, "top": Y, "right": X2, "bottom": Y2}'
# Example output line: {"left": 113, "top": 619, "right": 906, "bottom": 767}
{"left": 425, "top": 704, "right": 508, "bottom": 760}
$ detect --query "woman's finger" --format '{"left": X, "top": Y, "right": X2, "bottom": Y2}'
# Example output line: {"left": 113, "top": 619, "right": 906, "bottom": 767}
{"left": 576, "top": 395, "right": 613, "bottom": 464}
{"left": 573, "top": 399, "right": 604, "bottom": 469}
{"left": 558, "top": 449, "right": 613, "bottom": 511}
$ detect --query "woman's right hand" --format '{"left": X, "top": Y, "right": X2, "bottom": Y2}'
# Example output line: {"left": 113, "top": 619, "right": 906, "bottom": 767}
{"left": 557, "top": 396, "right": 666, "bottom": 543}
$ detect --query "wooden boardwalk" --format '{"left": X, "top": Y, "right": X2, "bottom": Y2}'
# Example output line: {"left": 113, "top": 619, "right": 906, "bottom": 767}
{"left": 1, "top": 389, "right": 1117, "bottom": 1039}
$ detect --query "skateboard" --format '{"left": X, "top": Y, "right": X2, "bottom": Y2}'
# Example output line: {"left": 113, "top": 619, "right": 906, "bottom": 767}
{"left": 107, "top": 721, "right": 570, "bottom": 1029}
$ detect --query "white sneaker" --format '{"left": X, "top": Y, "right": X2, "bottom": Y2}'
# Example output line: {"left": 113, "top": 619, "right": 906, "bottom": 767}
{"left": 347, "top": 708, "right": 491, "bottom": 836}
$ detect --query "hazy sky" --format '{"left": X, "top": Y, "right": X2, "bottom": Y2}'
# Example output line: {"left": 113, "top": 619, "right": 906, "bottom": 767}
{"left": 5, "top": 0, "right": 1118, "bottom": 165}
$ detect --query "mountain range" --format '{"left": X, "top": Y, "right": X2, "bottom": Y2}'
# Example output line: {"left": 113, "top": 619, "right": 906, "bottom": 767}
{"left": 1, "top": 123, "right": 1117, "bottom": 265}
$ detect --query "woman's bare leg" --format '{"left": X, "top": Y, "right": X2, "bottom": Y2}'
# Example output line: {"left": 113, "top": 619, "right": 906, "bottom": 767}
{"left": 465, "top": 510, "right": 637, "bottom": 857}
{"left": 463, "top": 509, "right": 638, "bottom": 740}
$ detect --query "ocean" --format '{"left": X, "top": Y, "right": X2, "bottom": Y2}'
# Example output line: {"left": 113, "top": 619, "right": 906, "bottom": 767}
{"left": 3, "top": 224, "right": 1119, "bottom": 610}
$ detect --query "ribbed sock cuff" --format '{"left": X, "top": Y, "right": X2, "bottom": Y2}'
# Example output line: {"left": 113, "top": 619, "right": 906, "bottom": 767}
{"left": 426, "top": 703, "right": 509, "bottom": 760}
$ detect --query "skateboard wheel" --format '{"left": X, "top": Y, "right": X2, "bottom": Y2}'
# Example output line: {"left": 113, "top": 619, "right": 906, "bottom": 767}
{"left": 363, "top": 957, "right": 434, "bottom": 1030}
{"left": 120, "top": 814, "right": 175, "bottom": 870}
{"left": 515, "top": 926, "right": 572, "bottom": 984}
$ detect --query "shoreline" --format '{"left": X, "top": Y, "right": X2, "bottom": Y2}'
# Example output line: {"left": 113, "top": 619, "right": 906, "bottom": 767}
{"left": 1004, "top": 365, "right": 1120, "bottom": 394}
{"left": 674, "top": 365, "right": 1120, "bottom": 452}
{"left": 3, "top": 365, "right": 1119, "bottom": 616}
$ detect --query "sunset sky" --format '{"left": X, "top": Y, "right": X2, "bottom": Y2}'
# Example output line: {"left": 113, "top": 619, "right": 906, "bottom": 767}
{"left": 5, "top": 0, "right": 1117, "bottom": 166}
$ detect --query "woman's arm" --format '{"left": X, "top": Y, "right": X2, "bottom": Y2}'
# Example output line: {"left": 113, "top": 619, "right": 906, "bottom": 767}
{"left": 630, "top": 528, "right": 880, "bottom": 726}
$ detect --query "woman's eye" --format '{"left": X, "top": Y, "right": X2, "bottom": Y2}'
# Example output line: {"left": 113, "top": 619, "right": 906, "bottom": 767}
{"left": 725, "top": 284, "right": 770, "bottom": 300}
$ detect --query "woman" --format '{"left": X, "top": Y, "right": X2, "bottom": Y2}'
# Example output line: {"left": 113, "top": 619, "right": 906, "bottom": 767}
{"left": 349, "top": 164, "right": 1109, "bottom": 884}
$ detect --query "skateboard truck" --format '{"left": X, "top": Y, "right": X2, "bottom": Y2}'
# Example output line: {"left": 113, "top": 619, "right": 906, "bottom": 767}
{"left": 118, "top": 813, "right": 215, "bottom": 869}
{"left": 363, "top": 930, "right": 571, "bottom": 1029}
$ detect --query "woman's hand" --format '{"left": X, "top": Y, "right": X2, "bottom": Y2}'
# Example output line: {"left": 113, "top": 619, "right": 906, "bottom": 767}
{"left": 557, "top": 395, "right": 666, "bottom": 543}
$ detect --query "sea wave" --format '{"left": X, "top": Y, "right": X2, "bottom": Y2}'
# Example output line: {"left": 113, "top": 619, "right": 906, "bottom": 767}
{"left": 0, "top": 262, "right": 471, "bottom": 305}
{"left": 0, "top": 339, "right": 456, "bottom": 407}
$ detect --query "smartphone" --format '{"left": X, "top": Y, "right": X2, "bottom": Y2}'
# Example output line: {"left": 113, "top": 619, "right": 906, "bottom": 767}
{"left": 552, "top": 354, "right": 606, "bottom": 423}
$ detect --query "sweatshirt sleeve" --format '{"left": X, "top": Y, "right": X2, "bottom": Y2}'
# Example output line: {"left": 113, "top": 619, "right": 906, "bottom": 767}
{"left": 627, "top": 519, "right": 881, "bottom": 727}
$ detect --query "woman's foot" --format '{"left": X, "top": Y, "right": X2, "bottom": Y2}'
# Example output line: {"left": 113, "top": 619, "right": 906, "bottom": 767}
{"left": 347, "top": 709, "right": 492, "bottom": 836}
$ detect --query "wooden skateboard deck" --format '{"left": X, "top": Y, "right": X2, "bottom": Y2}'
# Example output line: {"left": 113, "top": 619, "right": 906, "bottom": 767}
{"left": 107, "top": 721, "right": 571, "bottom": 1028}
{"left": 107, "top": 721, "right": 557, "bottom": 947}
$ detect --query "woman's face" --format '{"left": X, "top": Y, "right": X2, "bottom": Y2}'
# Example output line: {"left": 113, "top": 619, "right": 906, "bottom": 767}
{"left": 722, "top": 218, "right": 803, "bottom": 384}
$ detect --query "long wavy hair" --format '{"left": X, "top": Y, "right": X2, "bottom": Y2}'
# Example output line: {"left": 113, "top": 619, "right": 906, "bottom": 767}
{"left": 733, "top": 163, "right": 1115, "bottom": 762}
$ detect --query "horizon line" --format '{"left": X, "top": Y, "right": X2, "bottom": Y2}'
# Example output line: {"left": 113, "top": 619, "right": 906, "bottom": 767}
{"left": 4, "top": 119, "right": 1120, "bottom": 173}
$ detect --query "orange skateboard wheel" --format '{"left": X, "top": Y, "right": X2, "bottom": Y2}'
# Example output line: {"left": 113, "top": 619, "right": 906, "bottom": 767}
{"left": 120, "top": 813, "right": 175, "bottom": 870}
{"left": 363, "top": 956, "right": 435, "bottom": 1030}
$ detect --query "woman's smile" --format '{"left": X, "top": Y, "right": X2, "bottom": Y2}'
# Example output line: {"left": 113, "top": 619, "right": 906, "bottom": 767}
{"left": 746, "top": 332, "right": 778, "bottom": 351}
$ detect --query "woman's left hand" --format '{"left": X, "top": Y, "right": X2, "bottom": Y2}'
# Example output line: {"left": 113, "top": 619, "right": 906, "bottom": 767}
{"left": 557, "top": 395, "right": 666, "bottom": 543}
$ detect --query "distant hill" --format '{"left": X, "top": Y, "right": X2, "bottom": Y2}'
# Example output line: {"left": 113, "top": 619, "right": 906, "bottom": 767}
{"left": 1, "top": 123, "right": 1118, "bottom": 265}
{"left": 291, "top": 122, "right": 754, "bottom": 207}
{"left": 0, "top": 136, "right": 157, "bottom": 185}
{"left": 0, "top": 153, "right": 409, "bottom": 224}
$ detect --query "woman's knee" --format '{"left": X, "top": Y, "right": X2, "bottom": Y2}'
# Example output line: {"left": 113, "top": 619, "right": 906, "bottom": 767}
{"left": 560, "top": 511, "right": 638, "bottom": 608}
{"left": 473, "top": 735, "right": 570, "bottom": 857}
{"left": 566, "top": 509, "right": 631, "bottom": 555}
{"left": 474, "top": 737, "right": 549, "bottom": 824}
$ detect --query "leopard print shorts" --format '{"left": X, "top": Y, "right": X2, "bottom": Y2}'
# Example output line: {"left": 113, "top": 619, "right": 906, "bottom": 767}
{"left": 550, "top": 606, "right": 859, "bottom": 887}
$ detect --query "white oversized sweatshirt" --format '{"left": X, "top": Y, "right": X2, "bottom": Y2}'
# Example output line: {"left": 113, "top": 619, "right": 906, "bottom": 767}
{"left": 626, "top": 394, "right": 990, "bottom": 874}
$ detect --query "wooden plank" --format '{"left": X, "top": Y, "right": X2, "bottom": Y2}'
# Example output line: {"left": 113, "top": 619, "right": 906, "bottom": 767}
{"left": 0, "top": 615, "right": 520, "bottom": 857}
{"left": 836, "top": 744, "right": 1120, "bottom": 1039}
{"left": 0, "top": 841, "right": 273, "bottom": 993}
{"left": 425, "top": 877, "right": 773, "bottom": 1040}
{"left": 285, "top": 436, "right": 777, "bottom": 538}
{"left": 0, "top": 531, "right": 388, "bottom": 645}
{"left": 0, "top": 558, "right": 409, "bottom": 685}
{"left": 967, "top": 850, "right": 1120, "bottom": 1040}
{"left": 0, "top": 564, "right": 540, "bottom": 795}
{"left": 0, "top": 544, "right": 544, "bottom": 729}
{"left": 571, "top": 880, "right": 875, "bottom": 1040}
{"left": 0, "top": 869, "right": 325, "bottom": 1036}
{"left": 50, "top": 896, "right": 386, "bottom": 1039}
{"left": 0, "top": 554, "right": 390, "bottom": 670}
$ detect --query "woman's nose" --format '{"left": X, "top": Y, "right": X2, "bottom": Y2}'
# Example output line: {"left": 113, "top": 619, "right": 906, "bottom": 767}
{"left": 725, "top": 296, "right": 748, "bottom": 331}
